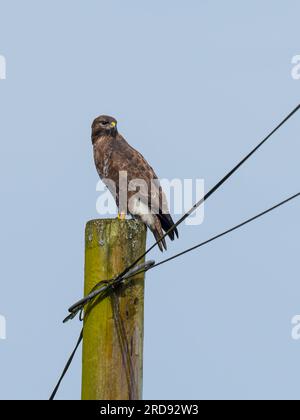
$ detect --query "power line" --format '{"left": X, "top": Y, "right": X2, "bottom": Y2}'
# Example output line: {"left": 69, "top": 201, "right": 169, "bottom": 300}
{"left": 65, "top": 102, "right": 300, "bottom": 316}
{"left": 50, "top": 191, "right": 300, "bottom": 400}
{"left": 49, "top": 329, "right": 83, "bottom": 401}
{"left": 78, "top": 192, "right": 300, "bottom": 310}
{"left": 150, "top": 192, "right": 300, "bottom": 270}
{"left": 65, "top": 261, "right": 155, "bottom": 322}
{"left": 113, "top": 103, "right": 300, "bottom": 284}
{"left": 49, "top": 103, "right": 300, "bottom": 399}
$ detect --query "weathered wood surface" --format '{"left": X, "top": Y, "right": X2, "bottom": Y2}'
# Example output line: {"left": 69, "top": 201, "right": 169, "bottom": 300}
{"left": 82, "top": 219, "right": 147, "bottom": 400}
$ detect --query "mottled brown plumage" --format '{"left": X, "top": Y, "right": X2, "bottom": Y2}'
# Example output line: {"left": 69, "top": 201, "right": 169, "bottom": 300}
{"left": 91, "top": 115, "right": 178, "bottom": 251}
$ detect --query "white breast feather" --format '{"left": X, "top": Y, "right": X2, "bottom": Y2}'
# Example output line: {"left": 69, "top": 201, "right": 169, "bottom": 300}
{"left": 130, "top": 196, "right": 155, "bottom": 229}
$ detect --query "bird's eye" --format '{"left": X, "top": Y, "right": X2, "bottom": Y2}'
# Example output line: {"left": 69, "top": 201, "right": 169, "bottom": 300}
{"left": 101, "top": 121, "right": 109, "bottom": 126}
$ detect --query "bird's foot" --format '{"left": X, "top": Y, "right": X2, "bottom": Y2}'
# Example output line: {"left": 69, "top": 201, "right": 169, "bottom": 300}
{"left": 117, "top": 212, "right": 126, "bottom": 221}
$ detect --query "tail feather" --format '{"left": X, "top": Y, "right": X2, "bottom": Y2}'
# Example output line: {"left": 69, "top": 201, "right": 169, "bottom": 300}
{"left": 152, "top": 229, "right": 167, "bottom": 252}
{"left": 152, "top": 216, "right": 167, "bottom": 252}
{"left": 158, "top": 212, "right": 179, "bottom": 240}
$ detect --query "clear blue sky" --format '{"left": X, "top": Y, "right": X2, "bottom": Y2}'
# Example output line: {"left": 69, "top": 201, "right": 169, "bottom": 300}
{"left": 0, "top": 0, "right": 299, "bottom": 400}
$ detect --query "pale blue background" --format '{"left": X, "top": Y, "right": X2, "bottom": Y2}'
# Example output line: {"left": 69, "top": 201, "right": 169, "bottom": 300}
{"left": 0, "top": 0, "right": 299, "bottom": 400}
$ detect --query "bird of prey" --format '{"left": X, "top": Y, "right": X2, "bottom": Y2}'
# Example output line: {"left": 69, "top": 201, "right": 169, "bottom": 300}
{"left": 92, "top": 115, "right": 178, "bottom": 251}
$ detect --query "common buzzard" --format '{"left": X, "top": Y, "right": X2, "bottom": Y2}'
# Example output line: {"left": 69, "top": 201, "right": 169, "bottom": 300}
{"left": 92, "top": 115, "right": 178, "bottom": 251}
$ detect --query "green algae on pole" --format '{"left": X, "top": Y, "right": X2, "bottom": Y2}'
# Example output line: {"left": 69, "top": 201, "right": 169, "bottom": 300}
{"left": 82, "top": 219, "right": 147, "bottom": 400}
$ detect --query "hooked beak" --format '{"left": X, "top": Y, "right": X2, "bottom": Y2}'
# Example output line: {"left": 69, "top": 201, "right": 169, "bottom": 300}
{"left": 110, "top": 121, "right": 116, "bottom": 128}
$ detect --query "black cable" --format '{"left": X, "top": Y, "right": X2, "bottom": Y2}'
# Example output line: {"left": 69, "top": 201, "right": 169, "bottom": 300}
{"left": 49, "top": 329, "right": 83, "bottom": 401}
{"left": 50, "top": 193, "right": 300, "bottom": 400}
{"left": 66, "top": 261, "right": 155, "bottom": 319}
{"left": 108, "top": 192, "right": 300, "bottom": 284}
{"left": 50, "top": 104, "right": 300, "bottom": 400}
{"left": 50, "top": 288, "right": 112, "bottom": 400}
{"left": 67, "top": 191, "right": 300, "bottom": 319}
{"left": 66, "top": 188, "right": 300, "bottom": 322}
{"left": 151, "top": 192, "right": 300, "bottom": 270}
{"left": 66, "top": 103, "right": 300, "bottom": 302}
{"left": 112, "top": 104, "right": 300, "bottom": 284}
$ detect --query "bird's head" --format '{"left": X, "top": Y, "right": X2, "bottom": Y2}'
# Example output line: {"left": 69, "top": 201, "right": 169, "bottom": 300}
{"left": 92, "top": 115, "right": 118, "bottom": 141}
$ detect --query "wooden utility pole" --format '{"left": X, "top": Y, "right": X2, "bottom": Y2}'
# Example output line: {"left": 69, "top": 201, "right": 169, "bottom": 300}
{"left": 82, "top": 218, "right": 147, "bottom": 400}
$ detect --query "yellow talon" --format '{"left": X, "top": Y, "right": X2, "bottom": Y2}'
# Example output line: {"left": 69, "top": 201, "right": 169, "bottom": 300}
{"left": 117, "top": 212, "right": 126, "bottom": 220}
